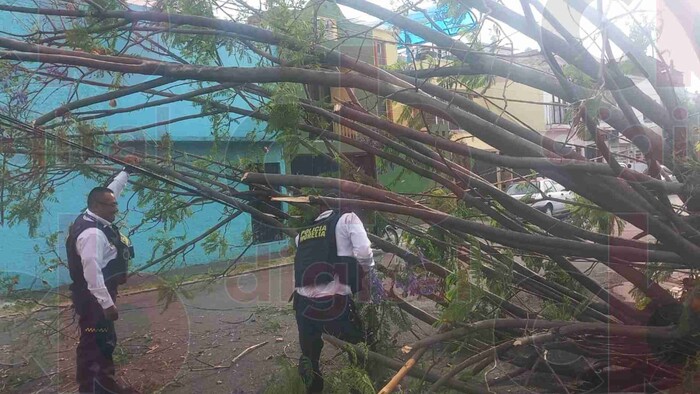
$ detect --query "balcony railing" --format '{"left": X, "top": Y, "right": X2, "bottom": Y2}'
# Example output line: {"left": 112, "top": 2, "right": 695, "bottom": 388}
{"left": 334, "top": 122, "right": 357, "bottom": 139}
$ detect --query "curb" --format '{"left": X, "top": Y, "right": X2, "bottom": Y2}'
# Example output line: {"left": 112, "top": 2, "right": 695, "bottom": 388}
{"left": 0, "top": 262, "right": 294, "bottom": 319}
{"left": 120, "top": 261, "right": 294, "bottom": 297}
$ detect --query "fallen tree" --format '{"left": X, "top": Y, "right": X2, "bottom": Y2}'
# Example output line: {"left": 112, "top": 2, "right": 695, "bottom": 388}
{"left": 1, "top": 0, "right": 700, "bottom": 391}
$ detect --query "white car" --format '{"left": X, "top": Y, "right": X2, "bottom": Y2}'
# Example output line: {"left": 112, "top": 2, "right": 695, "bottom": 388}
{"left": 629, "top": 162, "right": 678, "bottom": 182}
{"left": 505, "top": 178, "right": 574, "bottom": 218}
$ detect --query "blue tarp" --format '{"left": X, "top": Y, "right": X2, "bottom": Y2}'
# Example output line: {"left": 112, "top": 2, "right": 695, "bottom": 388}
{"left": 396, "top": 6, "right": 477, "bottom": 48}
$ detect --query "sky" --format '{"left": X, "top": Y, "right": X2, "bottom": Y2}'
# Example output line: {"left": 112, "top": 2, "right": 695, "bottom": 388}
{"left": 337, "top": 0, "right": 700, "bottom": 91}
{"left": 203, "top": 0, "right": 700, "bottom": 91}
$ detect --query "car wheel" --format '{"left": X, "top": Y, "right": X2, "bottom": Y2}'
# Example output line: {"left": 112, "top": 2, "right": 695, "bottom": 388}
{"left": 545, "top": 204, "right": 553, "bottom": 216}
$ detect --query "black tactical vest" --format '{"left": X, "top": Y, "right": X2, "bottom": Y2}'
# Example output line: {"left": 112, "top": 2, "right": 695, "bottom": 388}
{"left": 66, "top": 213, "right": 134, "bottom": 300}
{"left": 294, "top": 211, "right": 362, "bottom": 293}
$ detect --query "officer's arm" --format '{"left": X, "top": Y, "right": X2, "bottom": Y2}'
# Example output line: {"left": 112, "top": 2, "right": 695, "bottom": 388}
{"left": 106, "top": 171, "right": 129, "bottom": 198}
{"left": 76, "top": 229, "right": 115, "bottom": 309}
{"left": 343, "top": 213, "right": 380, "bottom": 301}
{"left": 344, "top": 213, "right": 374, "bottom": 267}
{"left": 106, "top": 155, "right": 140, "bottom": 198}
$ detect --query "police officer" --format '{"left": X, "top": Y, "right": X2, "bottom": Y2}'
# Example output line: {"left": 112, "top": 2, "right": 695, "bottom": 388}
{"left": 66, "top": 156, "right": 139, "bottom": 394}
{"left": 293, "top": 201, "right": 376, "bottom": 393}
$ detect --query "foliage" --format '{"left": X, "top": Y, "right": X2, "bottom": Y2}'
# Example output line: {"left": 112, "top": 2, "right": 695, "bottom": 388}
{"left": 403, "top": 226, "right": 455, "bottom": 265}
{"left": 437, "top": 0, "right": 477, "bottom": 21}
{"left": 261, "top": 0, "right": 317, "bottom": 66}
{"left": 159, "top": 132, "right": 173, "bottom": 164}
{"left": 263, "top": 83, "right": 307, "bottom": 163}
{"left": 627, "top": 16, "right": 655, "bottom": 55}
{"left": 158, "top": 0, "right": 221, "bottom": 65}
{"left": 563, "top": 64, "right": 597, "bottom": 90}
{"left": 629, "top": 262, "right": 678, "bottom": 309}
{"left": 4, "top": 178, "right": 55, "bottom": 237}
{"left": 1, "top": 2, "right": 699, "bottom": 391}
{"left": 262, "top": 359, "right": 307, "bottom": 394}
{"left": 324, "top": 362, "right": 375, "bottom": 394}
{"left": 0, "top": 62, "right": 58, "bottom": 236}
{"left": 112, "top": 344, "right": 132, "bottom": 366}
{"left": 155, "top": 274, "right": 194, "bottom": 311}
{"left": 540, "top": 299, "right": 578, "bottom": 321}
{"left": 263, "top": 353, "right": 375, "bottom": 394}
{"left": 523, "top": 254, "right": 582, "bottom": 293}
{"left": 65, "top": 28, "right": 102, "bottom": 54}
{"left": 0, "top": 62, "right": 31, "bottom": 119}
{"left": 265, "top": 83, "right": 304, "bottom": 135}
{"left": 201, "top": 229, "right": 230, "bottom": 259}
{"left": 134, "top": 175, "right": 194, "bottom": 232}
{"left": 263, "top": 343, "right": 376, "bottom": 394}
{"left": 147, "top": 228, "right": 187, "bottom": 266}
{"left": 33, "top": 231, "right": 64, "bottom": 280}
{"left": 359, "top": 301, "right": 411, "bottom": 351}
{"left": 241, "top": 225, "right": 254, "bottom": 245}
{"left": 443, "top": 268, "right": 483, "bottom": 324}
{"left": 566, "top": 194, "right": 625, "bottom": 236}
{"left": 0, "top": 273, "right": 20, "bottom": 297}
{"left": 478, "top": 247, "right": 515, "bottom": 298}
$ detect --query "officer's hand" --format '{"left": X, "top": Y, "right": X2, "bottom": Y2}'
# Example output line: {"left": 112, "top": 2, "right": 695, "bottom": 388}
{"left": 104, "top": 306, "right": 119, "bottom": 321}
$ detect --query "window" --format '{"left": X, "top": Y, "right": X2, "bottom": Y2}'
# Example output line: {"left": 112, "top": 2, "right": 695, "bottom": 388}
{"left": 548, "top": 96, "right": 566, "bottom": 125}
{"left": 308, "top": 84, "right": 331, "bottom": 104}
{"left": 506, "top": 182, "right": 539, "bottom": 195}
{"left": 250, "top": 162, "right": 284, "bottom": 244}
{"left": 542, "top": 181, "right": 556, "bottom": 193}
{"left": 435, "top": 115, "right": 458, "bottom": 131}
{"left": 375, "top": 42, "right": 387, "bottom": 66}
{"left": 318, "top": 17, "right": 337, "bottom": 41}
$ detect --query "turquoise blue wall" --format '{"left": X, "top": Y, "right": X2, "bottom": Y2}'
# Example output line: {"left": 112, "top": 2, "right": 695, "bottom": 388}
{"left": 1, "top": 140, "right": 290, "bottom": 290}
{"left": 0, "top": 4, "right": 289, "bottom": 290}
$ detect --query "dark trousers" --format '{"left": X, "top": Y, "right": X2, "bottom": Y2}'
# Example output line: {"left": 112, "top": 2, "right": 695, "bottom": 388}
{"left": 73, "top": 291, "right": 120, "bottom": 394}
{"left": 294, "top": 293, "right": 365, "bottom": 393}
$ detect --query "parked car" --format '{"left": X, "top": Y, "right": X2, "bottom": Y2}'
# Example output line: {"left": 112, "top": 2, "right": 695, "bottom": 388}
{"left": 629, "top": 162, "right": 678, "bottom": 182}
{"left": 505, "top": 178, "right": 574, "bottom": 218}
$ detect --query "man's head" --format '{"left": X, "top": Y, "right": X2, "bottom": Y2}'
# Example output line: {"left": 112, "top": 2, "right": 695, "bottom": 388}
{"left": 318, "top": 191, "right": 339, "bottom": 215}
{"left": 318, "top": 192, "right": 355, "bottom": 216}
{"left": 87, "top": 187, "right": 118, "bottom": 223}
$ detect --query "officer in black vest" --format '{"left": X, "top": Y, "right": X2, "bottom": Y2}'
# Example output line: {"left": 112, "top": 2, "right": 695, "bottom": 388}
{"left": 66, "top": 156, "right": 139, "bottom": 394}
{"left": 293, "top": 202, "right": 376, "bottom": 393}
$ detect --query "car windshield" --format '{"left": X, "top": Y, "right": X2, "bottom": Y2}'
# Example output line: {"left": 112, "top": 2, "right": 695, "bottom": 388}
{"left": 506, "top": 182, "right": 539, "bottom": 195}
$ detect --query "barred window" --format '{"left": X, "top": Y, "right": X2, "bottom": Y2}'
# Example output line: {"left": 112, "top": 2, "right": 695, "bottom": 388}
{"left": 548, "top": 96, "right": 566, "bottom": 125}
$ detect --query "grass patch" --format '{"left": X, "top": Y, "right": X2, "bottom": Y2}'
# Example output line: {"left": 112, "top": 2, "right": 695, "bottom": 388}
{"left": 113, "top": 344, "right": 132, "bottom": 366}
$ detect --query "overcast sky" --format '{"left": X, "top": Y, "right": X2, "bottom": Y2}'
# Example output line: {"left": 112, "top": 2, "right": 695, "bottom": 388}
{"left": 337, "top": 0, "right": 699, "bottom": 91}
{"left": 214, "top": 0, "right": 698, "bottom": 91}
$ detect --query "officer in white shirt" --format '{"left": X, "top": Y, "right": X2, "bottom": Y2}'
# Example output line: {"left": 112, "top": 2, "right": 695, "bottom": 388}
{"left": 66, "top": 156, "right": 139, "bottom": 394}
{"left": 293, "top": 204, "right": 376, "bottom": 394}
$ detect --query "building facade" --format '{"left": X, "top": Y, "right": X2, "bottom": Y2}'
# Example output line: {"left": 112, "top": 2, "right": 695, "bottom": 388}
{"left": 0, "top": 7, "right": 288, "bottom": 290}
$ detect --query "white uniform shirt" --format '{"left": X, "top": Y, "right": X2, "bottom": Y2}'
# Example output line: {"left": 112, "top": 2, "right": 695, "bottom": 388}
{"left": 74, "top": 171, "right": 130, "bottom": 309}
{"left": 295, "top": 210, "right": 375, "bottom": 298}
